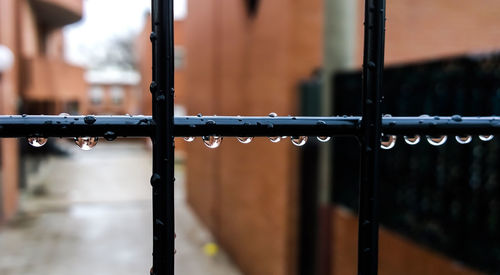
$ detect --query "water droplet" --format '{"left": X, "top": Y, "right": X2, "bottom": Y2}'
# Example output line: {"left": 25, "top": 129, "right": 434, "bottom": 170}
{"left": 455, "top": 135, "right": 472, "bottom": 144}
{"left": 104, "top": 131, "right": 117, "bottom": 141}
{"left": 74, "top": 137, "right": 98, "bottom": 150}
{"left": 426, "top": 135, "right": 447, "bottom": 146}
{"left": 84, "top": 115, "right": 96, "bottom": 125}
{"left": 184, "top": 137, "right": 195, "bottom": 142}
{"left": 237, "top": 137, "right": 253, "bottom": 144}
{"left": 202, "top": 136, "right": 222, "bottom": 149}
{"left": 291, "top": 136, "right": 308, "bottom": 146}
{"left": 269, "top": 136, "right": 281, "bottom": 143}
{"left": 59, "top": 113, "right": 70, "bottom": 117}
{"left": 380, "top": 134, "right": 396, "bottom": 150}
{"left": 268, "top": 112, "right": 277, "bottom": 118}
{"left": 479, "top": 135, "right": 494, "bottom": 142}
{"left": 28, "top": 137, "right": 48, "bottom": 147}
{"left": 451, "top": 115, "right": 462, "bottom": 122}
{"left": 317, "top": 136, "right": 331, "bottom": 142}
{"left": 404, "top": 135, "right": 420, "bottom": 145}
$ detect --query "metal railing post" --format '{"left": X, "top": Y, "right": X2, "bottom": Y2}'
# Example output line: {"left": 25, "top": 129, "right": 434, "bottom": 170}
{"left": 358, "top": 0, "right": 386, "bottom": 274}
{"left": 150, "top": 0, "right": 175, "bottom": 274}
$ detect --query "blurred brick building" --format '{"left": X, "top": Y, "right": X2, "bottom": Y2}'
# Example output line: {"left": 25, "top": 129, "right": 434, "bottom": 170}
{"left": 0, "top": 0, "right": 84, "bottom": 223}
{"left": 184, "top": 1, "right": 322, "bottom": 275}
{"left": 182, "top": 0, "right": 500, "bottom": 275}
{"left": 86, "top": 69, "right": 141, "bottom": 115}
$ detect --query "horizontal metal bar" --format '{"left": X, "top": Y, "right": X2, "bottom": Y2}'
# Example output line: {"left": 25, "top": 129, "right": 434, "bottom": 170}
{"left": 381, "top": 116, "right": 500, "bottom": 135}
{"left": 0, "top": 115, "right": 154, "bottom": 138}
{"left": 175, "top": 116, "right": 360, "bottom": 137}
{"left": 176, "top": 116, "right": 500, "bottom": 136}
{"left": 0, "top": 115, "right": 498, "bottom": 138}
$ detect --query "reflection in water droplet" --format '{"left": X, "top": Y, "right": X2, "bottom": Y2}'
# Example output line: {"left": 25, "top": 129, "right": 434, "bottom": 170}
{"left": 269, "top": 136, "right": 281, "bottom": 143}
{"left": 291, "top": 136, "right": 308, "bottom": 146}
{"left": 184, "top": 137, "right": 195, "bottom": 142}
{"left": 74, "top": 137, "right": 98, "bottom": 150}
{"left": 404, "top": 135, "right": 420, "bottom": 145}
{"left": 237, "top": 137, "right": 253, "bottom": 144}
{"left": 455, "top": 135, "right": 472, "bottom": 144}
{"left": 58, "top": 113, "right": 70, "bottom": 117}
{"left": 380, "top": 134, "right": 396, "bottom": 150}
{"left": 268, "top": 112, "right": 277, "bottom": 118}
{"left": 202, "top": 136, "right": 222, "bottom": 149}
{"left": 426, "top": 135, "right": 447, "bottom": 146}
{"left": 28, "top": 137, "right": 48, "bottom": 147}
{"left": 479, "top": 135, "right": 494, "bottom": 142}
{"left": 317, "top": 136, "right": 331, "bottom": 142}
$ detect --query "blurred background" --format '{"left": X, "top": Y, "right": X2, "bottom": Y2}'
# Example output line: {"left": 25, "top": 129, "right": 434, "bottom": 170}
{"left": 0, "top": 0, "right": 500, "bottom": 274}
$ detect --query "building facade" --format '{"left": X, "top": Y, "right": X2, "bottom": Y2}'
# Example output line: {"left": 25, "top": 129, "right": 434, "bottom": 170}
{"left": 0, "top": 0, "right": 84, "bottom": 223}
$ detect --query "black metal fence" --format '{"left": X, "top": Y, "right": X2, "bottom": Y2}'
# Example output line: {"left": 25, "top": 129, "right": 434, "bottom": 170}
{"left": 332, "top": 54, "right": 500, "bottom": 273}
{"left": 0, "top": 0, "right": 499, "bottom": 275}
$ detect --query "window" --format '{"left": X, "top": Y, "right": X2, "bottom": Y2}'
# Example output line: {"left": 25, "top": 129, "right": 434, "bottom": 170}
{"left": 110, "top": 86, "right": 125, "bottom": 105}
{"left": 89, "top": 86, "right": 104, "bottom": 105}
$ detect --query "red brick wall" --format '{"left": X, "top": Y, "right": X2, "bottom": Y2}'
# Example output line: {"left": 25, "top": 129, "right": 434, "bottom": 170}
{"left": 0, "top": 0, "right": 21, "bottom": 223}
{"left": 185, "top": 0, "right": 323, "bottom": 274}
{"left": 330, "top": 207, "right": 481, "bottom": 275}
{"left": 355, "top": 0, "right": 500, "bottom": 66}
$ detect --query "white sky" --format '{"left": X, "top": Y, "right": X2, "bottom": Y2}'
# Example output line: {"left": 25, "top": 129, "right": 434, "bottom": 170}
{"left": 64, "top": 0, "right": 187, "bottom": 67}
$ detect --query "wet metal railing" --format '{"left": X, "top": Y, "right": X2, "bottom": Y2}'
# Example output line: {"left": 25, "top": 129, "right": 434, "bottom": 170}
{"left": 0, "top": 0, "right": 499, "bottom": 274}
{"left": 1, "top": 115, "right": 499, "bottom": 138}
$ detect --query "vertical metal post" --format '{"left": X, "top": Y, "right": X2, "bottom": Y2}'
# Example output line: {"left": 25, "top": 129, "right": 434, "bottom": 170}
{"left": 358, "top": 0, "right": 385, "bottom": 274}
{"left": 150, "top": 0, "right": 175, "bottom": 274}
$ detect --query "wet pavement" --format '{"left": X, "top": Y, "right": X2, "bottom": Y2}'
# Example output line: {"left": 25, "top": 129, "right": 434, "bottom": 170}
{"left": 0, "top": 141, "right": 241, "bottom": 275}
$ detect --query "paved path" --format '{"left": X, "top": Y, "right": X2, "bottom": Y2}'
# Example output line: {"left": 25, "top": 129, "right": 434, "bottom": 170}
{"left": 0, "top": 141, "right": 241, "bottom": 275}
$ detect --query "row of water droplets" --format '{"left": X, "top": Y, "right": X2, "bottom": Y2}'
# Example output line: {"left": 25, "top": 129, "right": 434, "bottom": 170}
{"left": 184, "top": 112, "right": 329, "bottom": 149}
{"left": 28, "top": 136, "right": 99, "bottom": 150}
{"left": 185, "top": 135, "right": 325, "bottom": 149}
{"left": 380, "top": 134, "right": 494, "bottom": 150}
{"left": 27, "top": 113, "right": 99, "bottom": 150}
{"left": 26, "top": 113, "right": 496, "bottom": 150}
{"left": 186, "top": 133, "right": 494, "bottom": 150}
{"left": 187, "top": 113, "right": 495, "bottom": 149}
{"left": 380, "top": 114, "right": 494, "bottom": 149}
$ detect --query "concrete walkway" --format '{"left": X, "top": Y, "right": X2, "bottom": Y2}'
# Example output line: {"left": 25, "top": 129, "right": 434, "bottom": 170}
{"left": 0, "top": 140, "right": 241, "bottom": 275}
